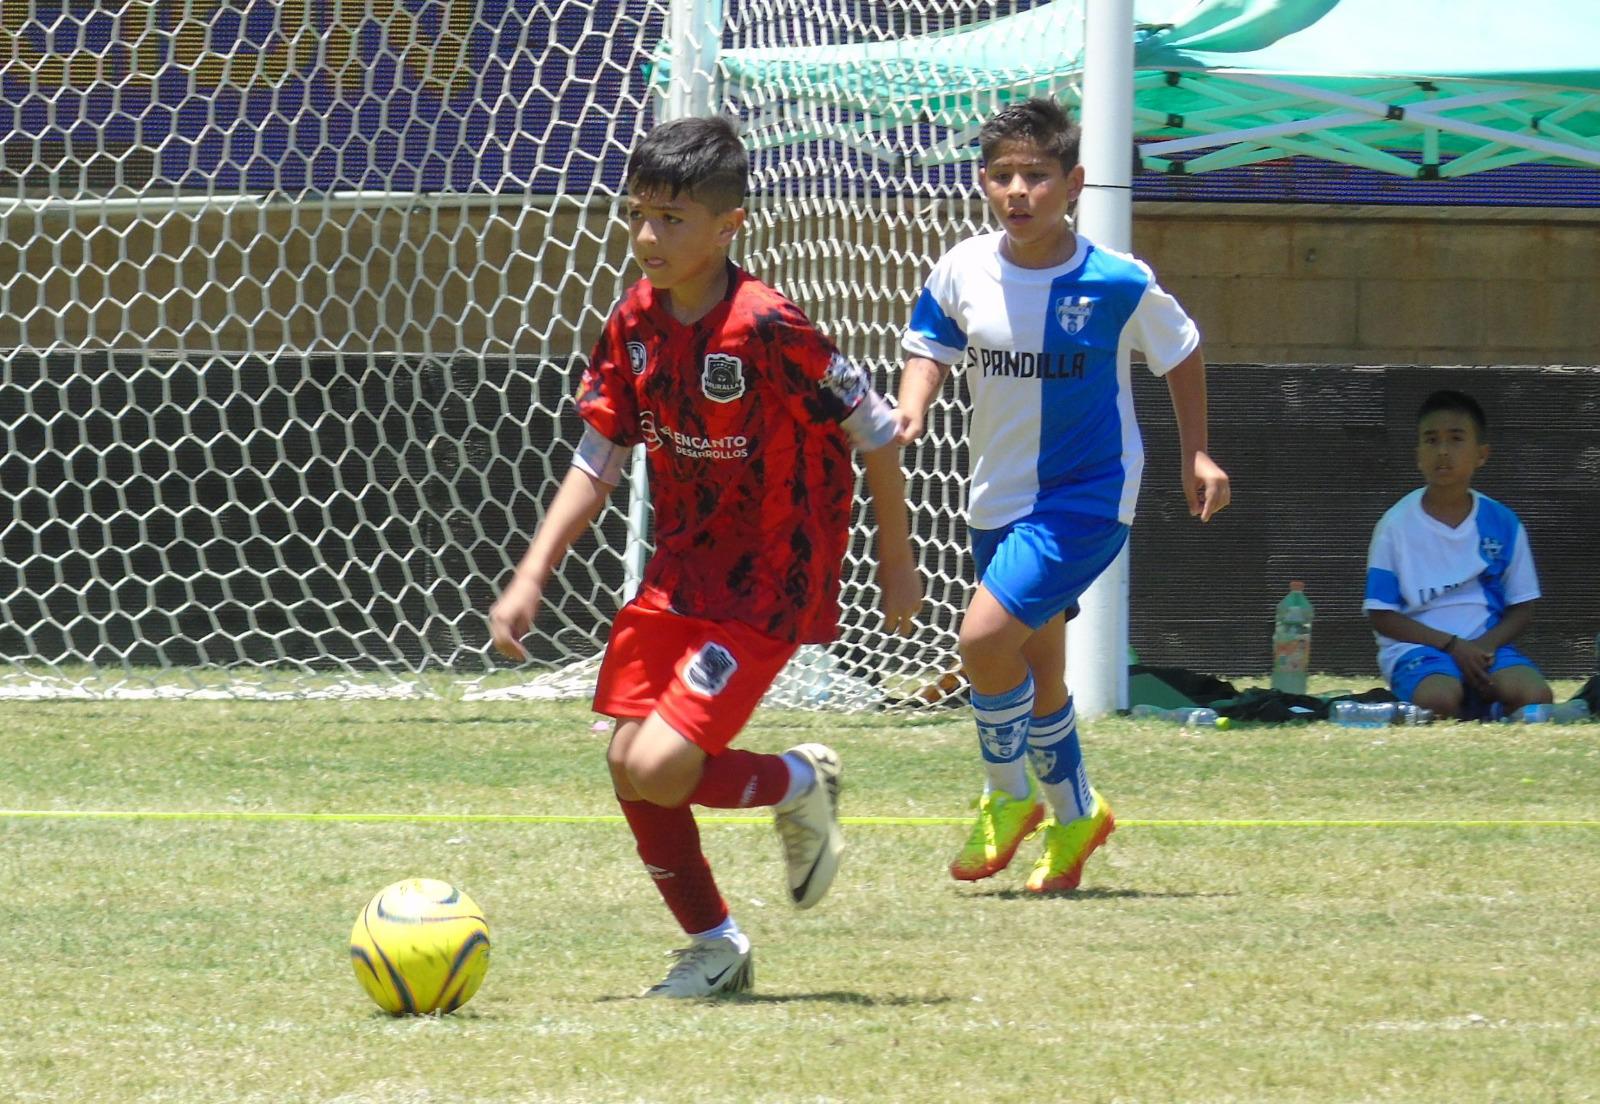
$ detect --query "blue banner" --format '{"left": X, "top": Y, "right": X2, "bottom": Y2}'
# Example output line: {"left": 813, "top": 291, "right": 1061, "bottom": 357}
{"left": 0, "top": 0, "right": 651, "bottom": 194}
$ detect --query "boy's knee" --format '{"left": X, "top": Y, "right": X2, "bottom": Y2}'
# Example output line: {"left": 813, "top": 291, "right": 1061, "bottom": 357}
{"left": 628, "top": 763, "right": 696, "bottom": 808}
{"left": 957, "top": 624, "right": 1019, "bottom": 681}
{"left": 1409, "top": 677, "right": 1463, "bottom": 718}
{"left": 615, "top": 722, "right": 704, "bottom": 807}
{"left": 1497, "top": 675, "right": 1553, "bottom": 712}
{"left": 606, "top": 746, "right": 640, "bottom": 801}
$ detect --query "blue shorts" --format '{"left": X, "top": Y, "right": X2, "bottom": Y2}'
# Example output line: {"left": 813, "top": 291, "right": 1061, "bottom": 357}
{"left": 970, "top": 509, "right": 1130, "bottom": 630}
{"left": 1390, "top": 643, "right": 1542, "bottom": 702}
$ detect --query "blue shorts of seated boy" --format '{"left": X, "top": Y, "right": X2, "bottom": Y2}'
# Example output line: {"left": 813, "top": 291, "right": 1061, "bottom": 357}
{"left": 971, "top": 508, "right": 1130, "bottom": 630}
{"left": 1390, "top": 642, "right": 1542, "bottom": 708}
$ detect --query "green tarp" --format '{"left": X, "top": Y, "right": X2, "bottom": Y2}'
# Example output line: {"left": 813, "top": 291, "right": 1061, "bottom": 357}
{"left": 660, "top": 0, "right": 1600, "bottom": 177}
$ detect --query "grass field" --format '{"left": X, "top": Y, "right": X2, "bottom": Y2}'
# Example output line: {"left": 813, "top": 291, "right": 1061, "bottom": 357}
{"left": 3, "top": 679, "right": 1597, "bottom": 1104}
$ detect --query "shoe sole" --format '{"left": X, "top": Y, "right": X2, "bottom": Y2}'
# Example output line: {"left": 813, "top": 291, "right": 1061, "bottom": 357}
{"left": 948, "top": 801, "right": 1046, "bottom": 881}
{"left": 1025, "top": 809, "right": 1116, "bottom": 894}
{"left": 786, "top": 744, "right": 843, "bottom": 910}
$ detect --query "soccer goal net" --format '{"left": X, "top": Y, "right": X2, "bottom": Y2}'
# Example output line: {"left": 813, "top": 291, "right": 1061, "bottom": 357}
{"left": 0, "top": 0, "right": 1072, "bottom": 704}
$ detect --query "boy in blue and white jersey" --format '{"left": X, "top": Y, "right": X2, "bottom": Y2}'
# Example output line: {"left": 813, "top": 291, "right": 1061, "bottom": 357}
{"left": 896, "top": 98, "right": 1230, "bottom": 893}
{"left": 1363, "top": 389, "right": 1552, "bottom": 720}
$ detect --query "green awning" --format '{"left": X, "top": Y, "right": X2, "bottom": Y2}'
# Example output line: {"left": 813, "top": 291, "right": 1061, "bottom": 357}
{"left": 657, "top": 0, "right": 1600, "bottom": 178}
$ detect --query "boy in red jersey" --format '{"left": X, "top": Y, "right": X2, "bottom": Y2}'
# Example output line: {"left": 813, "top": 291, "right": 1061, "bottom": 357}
{"left": 489, "top": 116, "right": 921, "bottom": 998}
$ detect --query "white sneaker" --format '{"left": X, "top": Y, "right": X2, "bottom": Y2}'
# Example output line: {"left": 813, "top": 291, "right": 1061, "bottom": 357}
{"left": 643, "top": 934, "right": 754, "bottom": 998}
{"left": 773, "top": 743, "right": 844, "bottom": 909}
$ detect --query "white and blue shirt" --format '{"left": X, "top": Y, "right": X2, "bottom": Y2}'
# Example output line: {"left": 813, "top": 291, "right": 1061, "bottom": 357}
{"left": 1363, "top": 488, "right": 1541, "bottom": 680}
{"left": 901, "top": 231, "right": 1199, "bottom": 529}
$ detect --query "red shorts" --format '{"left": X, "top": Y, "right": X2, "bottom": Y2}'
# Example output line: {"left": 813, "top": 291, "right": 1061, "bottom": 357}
{"left": 593, "top": 599, "right": 798, "bottom": 754}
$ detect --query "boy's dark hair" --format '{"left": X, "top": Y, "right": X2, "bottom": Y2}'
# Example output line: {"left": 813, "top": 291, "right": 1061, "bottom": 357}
{"left": 979, "top": 97, "right": 1081, "bottom": 172}
{"left": 1417, "top": 389, "right": 1488, "bottom": 439}
{"left": 626, "top": 116, "right": 748, "bottom": 212}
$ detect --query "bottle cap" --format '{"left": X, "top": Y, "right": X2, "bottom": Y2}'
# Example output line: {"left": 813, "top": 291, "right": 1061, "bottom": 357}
{"left": 1289, "top": 580, "right": 1305, "bottom": 590}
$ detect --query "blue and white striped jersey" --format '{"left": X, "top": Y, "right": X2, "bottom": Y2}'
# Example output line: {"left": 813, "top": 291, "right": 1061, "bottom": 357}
{"left": 1363, "top": 488, "right": 1541, "bottom": 680}
{"left": 901, "top": 231, "right": 1199, "bottom": 529}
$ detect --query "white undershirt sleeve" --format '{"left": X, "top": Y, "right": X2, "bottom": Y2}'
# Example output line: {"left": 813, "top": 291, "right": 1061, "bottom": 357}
{"left": 840, "top": 389, "right": 899, "bottom": 452}
{"left": 571, "top": 423, "right": 629, "bottom": 486}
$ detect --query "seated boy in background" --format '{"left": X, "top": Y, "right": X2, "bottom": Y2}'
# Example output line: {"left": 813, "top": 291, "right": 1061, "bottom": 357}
{"left": 1363, "top": 389, "right": 1553, "bottom": 719}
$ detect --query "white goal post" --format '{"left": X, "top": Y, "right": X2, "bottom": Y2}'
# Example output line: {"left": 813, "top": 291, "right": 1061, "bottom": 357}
{"left": 0, "top": 0, "right": 1086, "bottom": 707}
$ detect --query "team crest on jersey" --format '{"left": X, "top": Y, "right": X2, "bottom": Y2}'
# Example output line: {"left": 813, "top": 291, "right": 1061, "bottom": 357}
{"left": 683, "top": 642, "right": 738, "bottom": 697}
{"left": 626, "top": 341, "right": 648, "bottom": 376}
{"left": 1480, "top": 536, "right": 1504, "bottom": 563}
{"left": 1055, "top": 295, "right": 1095, "bottom": 335}
{"left": 701, "top": 353, "right": 746, "bottom": 403}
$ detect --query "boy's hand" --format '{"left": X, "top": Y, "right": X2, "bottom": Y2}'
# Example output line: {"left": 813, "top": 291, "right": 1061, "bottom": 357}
{"left": 1184, "top": 450, "right": 1231, "bottom": 522}
{"left": 488, "top": 578, "right": 543, "bottom": 662}
{"left": 893, "top": 406, "right": 927, "bottom": 447}
{"left": 1452, "top": 636, "right": 1495, "bottom": 695}
{"left": 877, "top": 556, "right": 923, "bottom": 636}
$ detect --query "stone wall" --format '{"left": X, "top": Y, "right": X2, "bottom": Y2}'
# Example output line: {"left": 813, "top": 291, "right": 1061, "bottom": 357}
{"left": 1138, "top": 203, "right": 1600, "bottom": 367}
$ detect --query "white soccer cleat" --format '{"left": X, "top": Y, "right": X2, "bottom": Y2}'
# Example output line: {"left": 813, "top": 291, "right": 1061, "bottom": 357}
{"left": 773, "top": 743, "right": 844, "bottom": 909}
{"left": 643, "top": 934, "right": 754, "bottom": 999}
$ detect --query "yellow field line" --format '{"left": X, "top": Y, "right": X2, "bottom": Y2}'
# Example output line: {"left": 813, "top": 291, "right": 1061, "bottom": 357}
{"left": 2, "top": 809, "right": 1598, "bottom": 829}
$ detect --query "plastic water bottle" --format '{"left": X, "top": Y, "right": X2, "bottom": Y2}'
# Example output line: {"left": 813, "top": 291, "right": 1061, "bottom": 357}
{"left": 1507, "top": 700, "right": 1591, "bottom": 724}
{"left": 1130, "top": 704, "right": 1230, "bottom": 729}
{"left": 1330, "top": 701, "right": 1390, "bottom": 728}
{"left": 1390, "top": 702, "right": 1434, "bottom": 725}
{"left": 1270, "top": 581, "right": 1314, "bottom": 695}
{"left": 1557, "top": 700, "right": 1593, "bottom": 724}
{"left": 1330, "top": 701, "right": 1435, "bottom": 728}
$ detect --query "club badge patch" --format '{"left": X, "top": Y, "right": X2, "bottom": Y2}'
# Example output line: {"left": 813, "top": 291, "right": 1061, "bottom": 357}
{"left": 820, "top": 352, "right": 868, "bottom": 407}
{"left": 627, "top": 341, "right": 648, "bottom": 376}
{"left": 683, "top": 642, "right": 738, "bottom": 697}
{"left": 701, "top": 353, "right": 746, "bottom": 403}
{"left": 1056, "top": 295, "right": 1094, "bottom": 335}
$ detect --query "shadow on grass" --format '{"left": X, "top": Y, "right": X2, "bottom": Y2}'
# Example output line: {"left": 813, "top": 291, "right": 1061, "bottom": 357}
{"left": 962, "top": 886, "right": 1235, "bottom": 901}
{"left": 595, "top": 991, "right": 954, "bottom": 1006}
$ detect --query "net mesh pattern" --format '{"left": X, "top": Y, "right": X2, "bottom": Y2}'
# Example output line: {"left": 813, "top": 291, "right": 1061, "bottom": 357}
{"left": 0, "top": 0, "right": 1073, "bottom": 704}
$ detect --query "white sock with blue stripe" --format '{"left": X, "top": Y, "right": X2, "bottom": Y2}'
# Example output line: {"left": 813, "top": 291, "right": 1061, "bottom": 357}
{"left": 1027, "top": 697, "right": 1093, "bottom": 821}
{"left": 972, "top": 674, "right": 1034, "bottom": 799}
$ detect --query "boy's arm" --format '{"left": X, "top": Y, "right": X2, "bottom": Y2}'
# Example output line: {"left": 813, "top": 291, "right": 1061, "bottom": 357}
{"left": 895, "top": 356, "right": 950, "bottom": 445}
{"left": 1163, "top": 348, "right": 1230, "bottom": 521}
{"left": 489, "top": 458, "right": 618, "bottom": 661}
{"left": 860, "top": 442, "right": 922, "bottom": 636}
{"left": 1474, "top": 599, "right": 1537, "bottom": 652}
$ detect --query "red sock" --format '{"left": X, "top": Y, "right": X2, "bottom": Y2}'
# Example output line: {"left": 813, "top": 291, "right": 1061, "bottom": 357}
{"left": 689, "top": 748, "right": 791, "bottom": 809}
{"left": 617, "top": 796, "right": 727, "bottom": 935}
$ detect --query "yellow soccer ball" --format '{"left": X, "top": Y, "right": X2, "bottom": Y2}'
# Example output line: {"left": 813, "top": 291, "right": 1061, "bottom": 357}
{"left": 349, "top": 878, "right": 490, "bottom": 1015}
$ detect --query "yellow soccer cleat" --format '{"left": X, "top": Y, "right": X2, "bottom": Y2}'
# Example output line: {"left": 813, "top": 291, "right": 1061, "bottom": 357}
{"left": 1025, "top": 789, "right": 1116, "bottom": 894}
{"left": 949, "top": 780, "right": 1047, "bottom": 881}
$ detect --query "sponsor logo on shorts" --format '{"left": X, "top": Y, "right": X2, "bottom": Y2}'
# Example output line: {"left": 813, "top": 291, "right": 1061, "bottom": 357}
{"left": 684, "top": 642, "right": 738, "bottom": 697}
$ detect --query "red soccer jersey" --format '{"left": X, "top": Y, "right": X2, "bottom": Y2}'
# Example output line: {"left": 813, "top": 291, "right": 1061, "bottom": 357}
{"left": 578, "top": 263, "right": 869, "bottom": 643}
